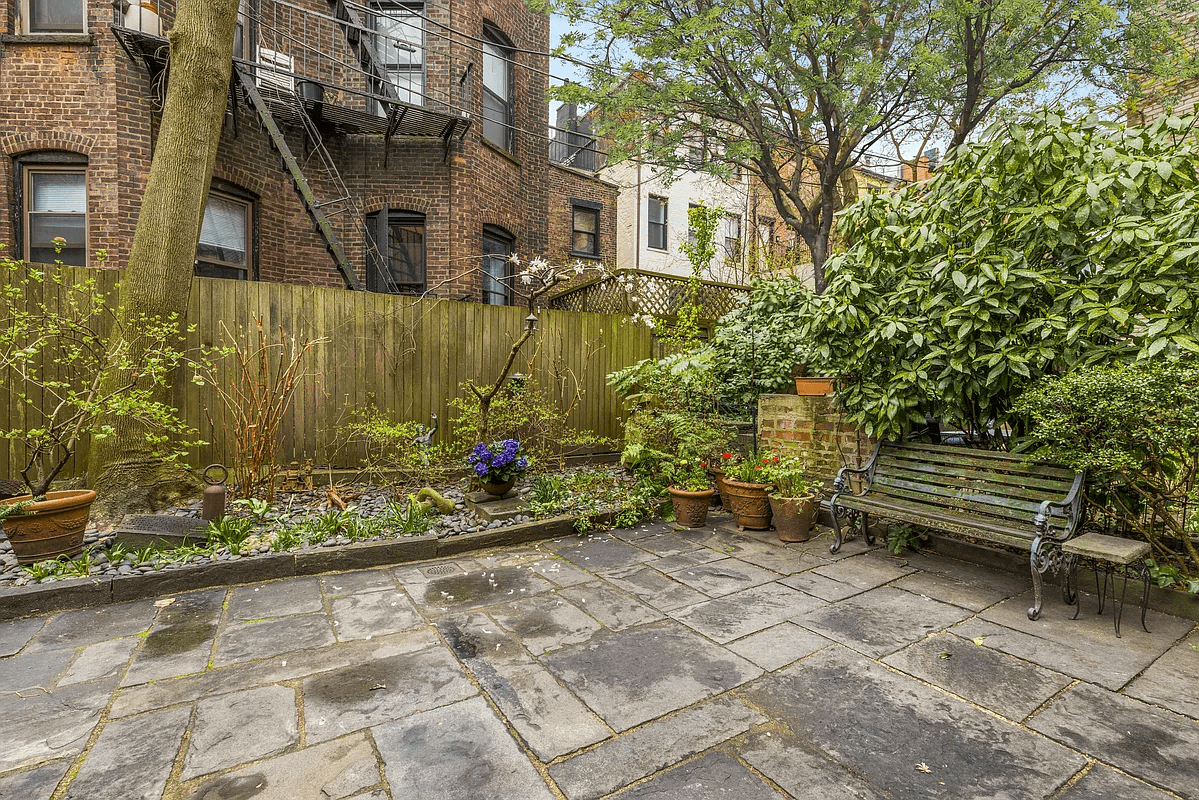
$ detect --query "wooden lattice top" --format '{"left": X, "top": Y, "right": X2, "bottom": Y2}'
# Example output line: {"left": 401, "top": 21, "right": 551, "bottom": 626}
{"left": 549, "top": 270, "right": 749, "bottom": 322}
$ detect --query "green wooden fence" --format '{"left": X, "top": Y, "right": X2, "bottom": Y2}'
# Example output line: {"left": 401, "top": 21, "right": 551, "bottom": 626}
{"left": 2, "top": 266, "right": 651, "bottom": 483}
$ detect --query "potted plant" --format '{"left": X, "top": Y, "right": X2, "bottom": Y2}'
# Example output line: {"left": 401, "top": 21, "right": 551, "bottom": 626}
{"left": 764, "top": 455, "right": 824, "bottom": 542}
{"left": 468, "top": 439, "right": 528, "bottom": 496}
{"left": 665, "top": 455, "right": 715, "bottom": 529}
{"left": 722, "top": 453, "right": 775, "bottom": 530}
{"left": 0, "top": 249, "right": 196, "bottom": 563}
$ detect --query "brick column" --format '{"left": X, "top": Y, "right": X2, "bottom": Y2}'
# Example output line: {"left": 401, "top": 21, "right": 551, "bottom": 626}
{"left": 756, "top": 394, "right": 876, "bottom": 484}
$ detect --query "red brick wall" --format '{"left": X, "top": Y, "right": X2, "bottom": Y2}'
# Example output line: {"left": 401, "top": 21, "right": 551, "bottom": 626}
{"left": 547, "top": 163, "right": 618, "bottom": 268}
{"left": 757, "top": 394, "right": 877, "bottom": 485}
{"left": 0, "top": 0, "right": 614, "bottom": 302}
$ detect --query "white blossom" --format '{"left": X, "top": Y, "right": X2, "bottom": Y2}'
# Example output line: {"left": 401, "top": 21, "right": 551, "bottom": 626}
{"left": 530, "top": 257, "right": 548, "bottom": 272}
{"left": 508, "top": 252, "right": 521, "bottom": 265}
{"left": 519, "top": 272, "right": 533, "bottom": 285}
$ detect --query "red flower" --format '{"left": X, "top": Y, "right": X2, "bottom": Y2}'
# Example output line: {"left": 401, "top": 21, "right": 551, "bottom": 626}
{"left": 772, "top": 456, "right": 780, "bottom": 463}
{"left": 721, "top": 453, "right": 732, "bottom": 460}
{"left": 700, "top": 461, "right": 706, "bottom": 467}
{"left": 754, "top": 465, "right": 762, "bottom": 471}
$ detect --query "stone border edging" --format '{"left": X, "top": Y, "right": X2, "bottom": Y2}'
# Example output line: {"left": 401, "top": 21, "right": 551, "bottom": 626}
{"left": 0, "top": 512, "right": 599, "bottom": 621}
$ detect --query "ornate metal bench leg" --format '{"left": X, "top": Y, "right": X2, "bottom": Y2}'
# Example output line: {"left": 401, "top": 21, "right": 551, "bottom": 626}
{"left": 862, "top": 511, "right": 874, "bottom": 545}
{"left": 829, "top": 495, "right": 844, "bottom": 555}
{"left": 1113, "top": 565, "right": 1130, "bottom": 638}
{"left": 1065, "top": 554, "right": 1081, "bottom": 620}
{"left": 1139, "top": 562, "right": 1152, "bottom": 634}
{"left": 1028, "top": 539, "right": 1046, "bottom": 621}
{"left": 1096, "top": 567, "right": 1108, "bottom": 616}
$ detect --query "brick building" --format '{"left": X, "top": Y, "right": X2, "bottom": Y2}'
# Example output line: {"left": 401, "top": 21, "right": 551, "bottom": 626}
{"left": 0, "top": 0, "right": 615, "bottom": 303}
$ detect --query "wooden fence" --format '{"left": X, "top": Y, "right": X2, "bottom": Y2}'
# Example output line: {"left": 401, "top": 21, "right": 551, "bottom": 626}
{"left": 2, "top": 265, "right": 652, "bottom": 482}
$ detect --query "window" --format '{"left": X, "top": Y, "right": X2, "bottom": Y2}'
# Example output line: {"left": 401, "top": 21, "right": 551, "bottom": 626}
{"left": 23, "top": 167, "right": 87, "bottom": 266}
{"left": 482, "top": 226, "right": 514, "bottom": 305}
{"left": 482, "top": 24, "right": 514, "bottom": 152}
{"left": 367, "top": 208, "right": 425, "bottom": 294}
{"left": 724, "top": 213, "right": 742, "bottom": 261}
{"left": 686, "top": 202, "right": 700, "bottom": 248}
{"left": 195, "top": 190, "right": 253, "bottom": 279}
{"left": 647, "top": 195, "right": 668, "bottom": 250}
{"left": 22, "top": 0, "right": 85, "bottom": 33}
{"left": 571, "top": 204, "right": 599, "bottom": 257}
{"left": 370, "top": 2, "right": 424, "bottom": 112}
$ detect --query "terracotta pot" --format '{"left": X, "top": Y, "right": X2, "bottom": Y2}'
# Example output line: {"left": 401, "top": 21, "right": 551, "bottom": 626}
{"left": 722, "top": 478, "right": 773, "bottom": 530}
{"left": 769, "top": 494, "right": 819, "bottom": 543}
{"left": 794, "top": 377, "right": 835, "bottom": 396}
{"left": 481, "top": 478, "right": 516, "bottom": 497}
{"left": 0, "top": 490, "right": 96, "bottom": 565}
{"left": 707, "top": 468, "right": 728, "bottom": 507}
{"left": 669, "top": 487, "right": 715, "bottom": 529}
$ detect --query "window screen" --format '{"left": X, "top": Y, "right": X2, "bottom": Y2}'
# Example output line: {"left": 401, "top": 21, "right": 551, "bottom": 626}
{"left": 26, "top": 170, "right": 86, "bottom": 266}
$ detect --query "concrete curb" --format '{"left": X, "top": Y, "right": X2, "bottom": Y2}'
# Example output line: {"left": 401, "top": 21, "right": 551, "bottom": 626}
{"left": 0, "top": 512, "right": 600, "bottom": 621}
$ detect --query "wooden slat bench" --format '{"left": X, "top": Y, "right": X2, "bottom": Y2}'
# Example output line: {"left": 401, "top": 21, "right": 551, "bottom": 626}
{"left": 829, "top": 441, "right": 1086, "bottom": 620}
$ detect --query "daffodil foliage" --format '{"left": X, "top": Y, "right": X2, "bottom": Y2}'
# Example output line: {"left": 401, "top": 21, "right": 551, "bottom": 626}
{"left": 789, "top": 112, "right": 1199, "bottom": 440}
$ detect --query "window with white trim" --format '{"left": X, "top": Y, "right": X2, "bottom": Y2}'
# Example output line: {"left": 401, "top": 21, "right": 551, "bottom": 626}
{"left": 647, "top": 195, "right": 668, "bottom": 250}
{"left": 481, "top": 24, "right": 514, "bottom": 152}
{"left": 20, "top": 0, "right": 86, "bottom": 34}
{"left": 195, "top": 190, "right": 253, "bottom": 280}
{"left": 370, "top": 1, "right": 424, "bottom": 111}
{"left": 24, "top": 166, "right": 87, "bottom": 266}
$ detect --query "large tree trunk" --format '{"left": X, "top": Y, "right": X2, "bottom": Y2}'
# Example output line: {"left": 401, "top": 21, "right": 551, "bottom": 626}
{"left": 88, "top": 0, "right": 241, "bottom": 516}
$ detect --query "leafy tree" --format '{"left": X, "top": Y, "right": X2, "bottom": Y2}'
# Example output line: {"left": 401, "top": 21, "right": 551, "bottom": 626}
{"left": 88, "top": 0, "right": 242, "bottom": 514}
{"left": 544, "top": 0, "right": 1197, "bottom": 291}
{"left": 711, "top": 278, "right": 808, "bottom": 408}
{"left": 786, "top": 111, "right": 1199, "bottom": 440}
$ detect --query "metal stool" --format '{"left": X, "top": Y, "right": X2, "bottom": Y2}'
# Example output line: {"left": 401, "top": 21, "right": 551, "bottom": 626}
{"left": 1061, "top": 533, "right": 1152, "bottom": 638}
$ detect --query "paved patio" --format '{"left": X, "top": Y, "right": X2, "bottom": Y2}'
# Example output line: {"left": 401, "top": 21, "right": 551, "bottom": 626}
{"left": 1, "top": 516, "right": 1196, "bottom": 799}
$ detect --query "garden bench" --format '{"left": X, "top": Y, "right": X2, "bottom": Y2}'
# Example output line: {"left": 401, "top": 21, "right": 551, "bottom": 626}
{"left": 829, "top": 441, "right": 1085, "bottom": 620}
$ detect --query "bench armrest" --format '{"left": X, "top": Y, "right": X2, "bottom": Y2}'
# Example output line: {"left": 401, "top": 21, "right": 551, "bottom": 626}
{"left": 832, "top": 441, "right": 885, "bottom": 496}
{"left": 1033, "top": 471, "right": 1086, "bottom": 541}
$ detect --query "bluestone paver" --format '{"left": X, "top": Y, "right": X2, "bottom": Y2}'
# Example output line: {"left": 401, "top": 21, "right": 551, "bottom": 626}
{"left": 670, "top": 582, "right": 823, "bottom": 644}
{"left": 23, "top": 600, "right": 157, "bottom": 653}
{"left": 1058, "top": 765, "right": 1178, "bottom": 800}
{"left": 726, "top": 622, "right": 829, "bottom": 671}
{"left": 738, "top": 732, "right": 882, "bottom": 799}
{"left": 558, "top": 537, "right": 659, "bottom": 572}
{"left": 63, "top": 706, "right": 189, "bottom": 800}
{"left": 227, "top": 576, "right": 323, "bottom": 620}
{"left": 182, "top": 685, "right": 299, "bottom": 780}
{"left": 1029, "top": 682, "right": 1199, "bottom": 799}
{"left": 213, "top": 612, "right": 336, "bottom": 667}
{"left": 372, "top": 696, "right": 555, "bottom": 800}
{"left": 0, "top": 678, "right": 115, "bottom": 773}
{"left": 330, "top": 590, "right": 423, "bottom": 641}
{"left": 601, "top": 565, "right": 710, "bottom": 611}
{"left": 797, "top": 585, "right": 972, "bottom": 657}
{"left": 610, "top": 752, "right": 782, "bottom": 799}
{"left": 488, "top": 593, "right": 601, "bottom": 655}
{"left": 779, "top": 570, "right": 867, "bottom": 602}
{"left": 891, "top": 564, "right": 1027, "bottom": 612}
{"left": 0, "top": 616, "right": 43, "bottom": 658}
{"left": 405, "top": 564, "right": 554, "bottom": 614}
{"left": 122, "top": 589, "right": 224, "bottom": 686}
{"left": 541, "top": 621, "right": 762, "bottom": 731}
{"left": 644, "top": 548, "right": 728, "bottom": 573}
{"left": 741, "top": 646, "right": 1087, "bottom": 799}
{"left": 57, "top": 636, "right": 138, "bottom": 687}
{"left": 0, "top": 761, "right": 69, "bottom": 800}
{"left": 0, "top": 647, "right": 75, "bottom": 692}
{"left": 628, "top": 532, "right": 701, "bottom": 557}
{"left": 548, "top": 695, "right": 765, "bottom": 800}
{"left": 321, "top": 568, "right": 397, "bottom": 597}
{"left": 1122, "top": 629, "right": 1199, "bottom": 719}
{"left": 811, "top": 554, "right": 915, "bottom": 591}
{"left": 669, "top": 560, "right": 781, "bottom": 597}
{"left": 882, "top": 631, "right": 1073, "bottom": 721}
{"left": 558, "top": 581, "right": 666, "bottom": 630}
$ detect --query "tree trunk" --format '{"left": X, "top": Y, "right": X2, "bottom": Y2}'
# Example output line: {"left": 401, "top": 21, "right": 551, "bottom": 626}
{"left": 88, "top": 0, "right": 241, "bottom": 516}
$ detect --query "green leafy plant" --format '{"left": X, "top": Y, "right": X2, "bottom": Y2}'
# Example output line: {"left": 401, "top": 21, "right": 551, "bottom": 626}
{"left": 105, "top": 541, "right": 130, "bottom": 565}
{"left": 764, "top": 455, "right": 824, "bottom": 498}
{"left": 61, "top": 551, "right": 94, "bottom": 578}
{"left": 234, "top": 497, "right": 270, "bottom": 522}
{"left": 21, "top": 560, "right": 60, "bottom": 582}
{"left": 886, "top": 523, "right": 930, "bottom": 555}
{"left": 205, "top": 516, "right": 255, "bottom": 555}
{"left": 0, "top": 248, "right": 201, "bottom": 498}
{"left": 528, "top": 473, "right": 569, "bottom": 518}
{"left": 380, "top": 500, "right": 432, "bottom": 536}
{"left": 132, "top": 546, "right": 159, "bottom": 566}
{"left": 662, "top": 455, "right": 711, "bottom": 492}
{"left": 724, "top": 453, "right": 774, "bottom": 484}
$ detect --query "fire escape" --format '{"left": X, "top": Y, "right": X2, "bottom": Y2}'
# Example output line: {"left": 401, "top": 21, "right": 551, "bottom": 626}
{"left": 111, "top": 0, "right": 472, "bottom": 291}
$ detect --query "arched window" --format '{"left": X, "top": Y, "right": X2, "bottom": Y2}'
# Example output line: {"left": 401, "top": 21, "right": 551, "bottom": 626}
{"left": 16, "top": 151, "right": 88, "bottom": 266}
{"left": 367, "top": 208, "right": 426, "bottom": 294}
{"left": 481, "top": 23, "right": 514, "bottom": 152}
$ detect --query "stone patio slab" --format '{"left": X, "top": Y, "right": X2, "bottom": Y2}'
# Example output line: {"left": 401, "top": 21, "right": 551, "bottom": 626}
{"left": 488, "top": 593, "right": 602, "bottom": 655}
{"left": 548, "top": 695, "right": 765, "bottom": 800}
{"left": 0, "top": 616, "right": 43, "bottom": 658}
{"left": 321, "top": 569, "right": 397, "bottom": 597}
{"left": 57, "top": 636, "right": 137, "bottom": 687}
{"left": 182, "top": 732, "right": 381, "bottom": 800}
{"left": 541, "top": 621, "right": 762, "bottom": 731}
{"left": 227, "top": 577, "right": 323, "bottom": 620}
{"left": 445, "top": 613, "right": 610, "bottom": 761}
{"left": 669, "top": 561, "right": 781, "bottom": 597}
{"left": 778, "top": 571, "right": 866, "bottom": 602}
{"left": 213, "top": 612, "right": 336, "bottom": 667}
{"left": 183, "top": 685, "right": 299, "bottom": 780}
{"left": 610, "top": 752, "right": 782, "bottom": 799}
{"left": 741, "top": 646, "right": 1087, "bottom": 799}
{"left": 1123, "top": 629, "right": 1199, "bottom": 719}
{"left": 601, "top": 566, "right": 710, "bottom": 612}
{"left": 63, "top": 706, "right": 189, "bottom": 800}
{"left": 644, "top": 549, "right": 728, "bottom": 574}
{"left": 738, "top": 732, "right": 882, "bottom": 799}
{"left": 122, "top": 589, "right": 225, "bottom": 686}
{"left": 0, "top": 647, "right": 75, "bottom": 692}
{"left": 331, "top": 590, "right": 423, "bottom": 641}
{"left": 22, "top": 600, "right": 157, "bottom": 653}
{"left": 303, "top": 646, "right": 476, "bottom": 742}
{"left": 1029, "top": 682, "right": 1199, "bottom": 799}
{"left": 558, "top": 538, "right": 659, "bottom": 573}
{"left": 969, "top": 592, "right": 1196, "bottom": 689}
{"left": 558, "top": 581, "right": 665, "bottom": 630}
{"left": 796, "top": 586, "right": 972, "bottom": 658}
{"left": 0, "top": 677, "right": 116, "bottom": 773}
{"left": 524, "top": 558, "right": 593, "bottom": 587}
{"left": 726, "top": 622, "right": 829, "bottom": 672}
{"left": 373, "top": 696, "right": 554, "bottom": 800}
{"left": 811, "top": 555, "right": 915, "bottom": 591}
{"left": 404, "top": 564, "right": 555, "bottom": 614}
{"left": 110, "top": 629, "right": 440, "bottom": 718}
{"left": 0, "top": 761, "right": 69, "bottom": 800}
{"left": 671, "top": 582, "right": 823, "bottom": 644}
{"left": 892, "top": 569, "right": 1024, "bottom": 612}
{"left": 882, "top": 631, "right": 1072, "bottom": 721}
{"left": 1058, "top": 765, "right": 1177, "bottom": 800}
{"left": 628, "top": 533, "right": 701, "bottom": 557}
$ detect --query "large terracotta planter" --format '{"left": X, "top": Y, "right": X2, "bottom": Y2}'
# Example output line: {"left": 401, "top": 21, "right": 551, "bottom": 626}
{"left": 707, "top": 468, "right": 728, "bottom": 508}
{"left": 0, "top": 490, "right": 96, "bottom": 564}
{"left": 769, "top": 494, "right": 819, "bottom": 543}
{"left": 481, "top": 478, "right": 516, "bottom": 497}
{"left": 669, "top": 487, "right": 715, "bottom": 529}
{"left": 723, "top": 478, "right": 773, "bottom": 530}
{"left": 794, "top": 377, "right": 835, "bottom": 396}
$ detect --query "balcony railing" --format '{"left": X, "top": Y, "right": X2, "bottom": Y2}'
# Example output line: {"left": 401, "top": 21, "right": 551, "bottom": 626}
{"left": 549, "top": 124, "right": 604, "bottom": 173}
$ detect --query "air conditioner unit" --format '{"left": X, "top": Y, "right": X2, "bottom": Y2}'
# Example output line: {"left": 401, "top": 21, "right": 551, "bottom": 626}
{"left": 257, "top": 48, "right": 295, "bottom": 93}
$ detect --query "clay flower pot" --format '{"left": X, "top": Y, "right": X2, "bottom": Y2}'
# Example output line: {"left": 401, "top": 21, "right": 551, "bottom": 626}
{"left": 481, "top": 479, "right": 516, "bottom": 497}
{"left": 669, "top": 487, "right": 716, "bottom": 529}
{"left": 769, "top": 494, "right": 819, "bottom": 543}
{"left": 0, "top": 490, "right": 96, "bottom": 564}
{"left": 794, "top": 377, "right": 835, "bottom": 396}
{"left": 722, "top": 478, "right": 773, "bottom": 530}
